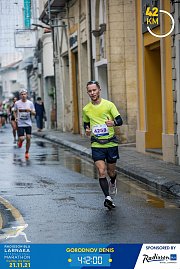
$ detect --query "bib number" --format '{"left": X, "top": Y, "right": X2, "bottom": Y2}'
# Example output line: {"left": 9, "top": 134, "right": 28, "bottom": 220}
{"left": 19, "top": 112, "right": 28, "bottom": 120}
{"left": 92, "top": 124, "right": 109, "bottom": 137}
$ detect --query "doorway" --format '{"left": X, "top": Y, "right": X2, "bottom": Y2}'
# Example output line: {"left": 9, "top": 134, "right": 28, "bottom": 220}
{"left": 144, "top": 42, "right": 162, "bottom": 153}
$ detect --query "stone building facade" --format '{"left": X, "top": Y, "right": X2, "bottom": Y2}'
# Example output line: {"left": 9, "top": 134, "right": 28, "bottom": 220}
{"left": 39, "top": 0, "right": 137, "bottom": 143}
{"left": 171, "top": 0, "right": 180, "bottom": 165}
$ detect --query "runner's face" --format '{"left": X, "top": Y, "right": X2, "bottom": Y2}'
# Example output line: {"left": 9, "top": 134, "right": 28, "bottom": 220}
{"left": 21, "top": 92, "right": 27, "bottom": 101}
{"left": 87, "top": 84, "right": 100, "bottom": 102}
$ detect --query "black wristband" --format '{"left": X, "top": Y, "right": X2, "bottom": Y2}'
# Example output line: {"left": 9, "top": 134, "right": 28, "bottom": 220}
{"left": 114, "top": 115, "right": 123, "bottom": 126}
{"left": 84, "top": 122, "right": 90, "bottom": 130}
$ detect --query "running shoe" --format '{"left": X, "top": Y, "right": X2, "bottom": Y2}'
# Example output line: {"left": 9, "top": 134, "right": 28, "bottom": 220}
{"left": 109, "top": 180, "right": 117, "bottom": 196}
{"left": 104, "top": 196, "right": 116, "bottom": 209}
{"left": 17, "top": 140, "right": 23, "bottom": 148}
{"left": 25, "top": 152, "right": 29, "bottom": 159}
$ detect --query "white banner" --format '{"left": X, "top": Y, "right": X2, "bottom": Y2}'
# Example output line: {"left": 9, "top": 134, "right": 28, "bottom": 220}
{"left": 134, "top": 244, "right": 180, "bottom": 269}
{"left": 14, "top": 30, "right": 36, "bottom": 48}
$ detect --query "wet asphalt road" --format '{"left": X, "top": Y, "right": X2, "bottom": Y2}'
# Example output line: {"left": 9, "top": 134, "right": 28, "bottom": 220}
{"left": 0, "top": 125, "right": 179, "bottom": 244}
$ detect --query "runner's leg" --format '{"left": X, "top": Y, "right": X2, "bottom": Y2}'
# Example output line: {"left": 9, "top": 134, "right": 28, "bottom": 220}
{"left": 107, "top": 162, "right": 117, "bottom": 196}
{"left": 95, "top": 160, "right": 115, "bottom": 208}
{"left": 25, "top": 134, "right": 31, "bottom": 153}
{"left": 107, "top": 162, "right": 117, "bottom": 182}
{"left": 17, "top": 127, "right": 25, "bottom": 148}
{"left": 95, "top": 160, "right": 109, "bottom": 197}
{"left": 11, "top": 120, "right": 17, "bottom": 142}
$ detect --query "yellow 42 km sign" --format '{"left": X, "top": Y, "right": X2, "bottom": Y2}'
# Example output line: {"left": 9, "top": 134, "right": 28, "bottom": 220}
{"left": 145, "top": 6, "right": 175, "bottom": 38}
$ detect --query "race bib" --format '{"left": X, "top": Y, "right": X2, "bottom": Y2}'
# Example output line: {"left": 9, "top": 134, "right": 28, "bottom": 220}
{"left": 92, "top": 124, "right": 109, "bottom": 137}
{"left": 19, "top": 112, "right": 28, "bottom": 120}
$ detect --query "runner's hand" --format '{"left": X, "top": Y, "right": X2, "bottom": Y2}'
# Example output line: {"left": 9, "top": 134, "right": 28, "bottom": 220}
{"left": 105, "top": 117, "right": 115, "bottom": 127}
{"left": 85, "top": 126, "right": 91, "bottom": 136}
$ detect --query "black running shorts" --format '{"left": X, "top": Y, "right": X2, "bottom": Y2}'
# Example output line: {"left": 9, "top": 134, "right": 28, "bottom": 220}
{"left": 91, "top": 146, "right": 119, "bottom": 163}
{"left": 18, "top": 126, "right": 32, "bottom": 137}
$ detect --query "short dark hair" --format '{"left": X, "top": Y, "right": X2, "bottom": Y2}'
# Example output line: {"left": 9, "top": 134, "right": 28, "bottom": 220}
{"left": 19, "top": 88, "right": 27, "bottom": 94}
{"left": 86, "top": 80, "right": 100, "bottom": 89}
{"left": 37, "top": 97, "right": 42, "bottom": 101}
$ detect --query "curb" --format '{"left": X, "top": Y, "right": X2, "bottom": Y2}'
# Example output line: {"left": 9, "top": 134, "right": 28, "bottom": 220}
{"left": 33, "top": 132, "right": 180, "bottom": 198}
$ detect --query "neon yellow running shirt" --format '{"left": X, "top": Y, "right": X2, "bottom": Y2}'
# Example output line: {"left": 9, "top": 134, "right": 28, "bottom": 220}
{"left": 83, "top": 98, "right": 120, "bottom": 148}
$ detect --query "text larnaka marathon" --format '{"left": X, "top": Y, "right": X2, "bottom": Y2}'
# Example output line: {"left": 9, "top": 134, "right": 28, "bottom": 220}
{"left": 4, "top": 245, "right": 30, "bottom": 259}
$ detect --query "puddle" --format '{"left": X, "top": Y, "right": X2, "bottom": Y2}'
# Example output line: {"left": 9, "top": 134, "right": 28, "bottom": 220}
{"left": 35, "top": 141, "right": 46, "bottom": 147}
{"left": 33, "top": 140, "right": 97, "bottom": 178}
{"left": 27, "top": 139, "right": 180, "bottom": 209}
{"left": 116, "top": 178, "right": 180, "bottom": 209}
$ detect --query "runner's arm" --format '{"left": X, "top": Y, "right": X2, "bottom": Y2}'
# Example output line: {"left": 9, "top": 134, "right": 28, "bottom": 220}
{"left": 31, "top": 110, "right": 36, "bottom": 116}
{"left": 26, "top": 108, "right": 36, "bottom": 115}
{"left": 83, "top": 122, "right": 90, "bottom": 130}
{"left": 114, "top": 115, "right": 123, "bottom": 126}
{"left": 28, "top": 103, "right": 36, "bottom": 115}
{"left": 105, "top": 115, "right": 123, "bottom": 127}
{"left": 108, "top": 102, "right": 123, "bottom": 126}
{"left": 13, "top": 104, "right": 18, "bottom": 121}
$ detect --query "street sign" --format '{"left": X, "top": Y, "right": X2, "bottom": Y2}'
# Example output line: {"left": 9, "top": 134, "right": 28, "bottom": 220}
{"left": 14, "top": 30, "right": 36, "bottom": 48}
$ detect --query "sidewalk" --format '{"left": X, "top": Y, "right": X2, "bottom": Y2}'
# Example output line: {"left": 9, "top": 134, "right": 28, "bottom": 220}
{"left": 33, "top": 130, "right": 180, "bottom": 198}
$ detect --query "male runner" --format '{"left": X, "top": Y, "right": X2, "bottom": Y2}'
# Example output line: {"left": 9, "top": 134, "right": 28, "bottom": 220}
{"left": 83, "top": 81, "right": 123, "bottom": 209}
{"left": 14, "top": 89, "right": 36, "bottom": 159}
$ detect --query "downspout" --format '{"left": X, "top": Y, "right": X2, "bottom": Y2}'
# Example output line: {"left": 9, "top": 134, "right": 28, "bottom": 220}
{"left": 47, "top": 0, "right": 57, "bottom": 129}
{"left": 88, "top": 0, "right": 94, "bottom": 79}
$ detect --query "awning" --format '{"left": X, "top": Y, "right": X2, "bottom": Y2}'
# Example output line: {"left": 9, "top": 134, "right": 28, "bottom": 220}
{"left": 39, "top": 0, "right": 67, "bottom": 23}
{"left": 0, "top": 60, "right": 22, "bottom": 71}
{"left": 19, "top": 56, "right": 33, "bottom": 70}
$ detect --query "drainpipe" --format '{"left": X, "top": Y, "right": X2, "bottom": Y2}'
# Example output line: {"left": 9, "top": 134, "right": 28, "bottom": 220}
{"left": 88, "top": 0, "right": 94, "bottom": 79}
{"left": 47, "top": 0, "right": 57, "bottom": 129}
